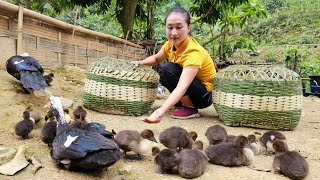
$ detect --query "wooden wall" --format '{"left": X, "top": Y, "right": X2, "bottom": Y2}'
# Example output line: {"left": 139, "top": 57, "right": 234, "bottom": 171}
{"left": 0, "top": 10, "right": 146, "bottom": 70}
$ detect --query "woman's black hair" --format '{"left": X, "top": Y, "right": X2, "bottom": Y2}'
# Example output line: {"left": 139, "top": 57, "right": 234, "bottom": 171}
{"left": 165, "top": 8, "right": 192, "bottom": 35}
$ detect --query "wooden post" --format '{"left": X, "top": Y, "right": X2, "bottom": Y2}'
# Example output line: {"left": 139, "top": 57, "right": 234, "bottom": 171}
{"left": 57, "top": 32, "right": 62, "bottom": 67}
{"left": 17, "top": 5, "right": 23, "bottom": 55}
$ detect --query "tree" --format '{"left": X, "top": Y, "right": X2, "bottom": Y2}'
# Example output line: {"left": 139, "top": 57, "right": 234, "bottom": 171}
{"left": 190, "top": 0, "right": 267, "bottom": 63}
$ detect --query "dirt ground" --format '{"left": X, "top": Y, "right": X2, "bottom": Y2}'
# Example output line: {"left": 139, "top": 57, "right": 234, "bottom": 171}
{"left": 0, "top": 66, "right": 319, "bottom": 180}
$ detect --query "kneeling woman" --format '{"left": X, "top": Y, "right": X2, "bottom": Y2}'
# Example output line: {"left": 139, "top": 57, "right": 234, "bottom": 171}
{"left": 133, "top": 8, "right": 216, "bottom": 123}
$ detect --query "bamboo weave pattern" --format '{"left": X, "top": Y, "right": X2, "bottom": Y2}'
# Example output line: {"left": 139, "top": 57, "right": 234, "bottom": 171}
{"left": 83, "top": 56, "right": 159, "bottom": 116}
{"left": 213, "top": 65, "right": 302, "bottom": 130}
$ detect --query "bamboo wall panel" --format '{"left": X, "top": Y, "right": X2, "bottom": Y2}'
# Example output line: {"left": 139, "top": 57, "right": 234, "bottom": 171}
{"left": 0, "top": 16, "right": 8, "bottom": 30}
{"left": 0, "top": 37, "right": 16, "bottom": 69}
{"left": 0, "top": 2, "right": 147, "bottom": 70}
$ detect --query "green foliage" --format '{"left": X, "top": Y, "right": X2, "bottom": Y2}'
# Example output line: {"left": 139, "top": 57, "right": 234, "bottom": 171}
{"left": 300, "top": 55, "right": 320, "bottom": 77}
{"left": 264, "top": 0, "right": 284, "bottom": 13}
{"left": 265, "top": 50, "right": 277, "bottom": 62}
{"left": 245, "top": 0, "right": 320, "bottom": 46}
{"left": 224, "top": 37, "right": 256, "bottom": 58}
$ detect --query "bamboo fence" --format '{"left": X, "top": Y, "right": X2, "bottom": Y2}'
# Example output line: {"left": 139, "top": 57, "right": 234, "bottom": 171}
{"left": 0, "top": 1, "right": 147, "bottom": 70}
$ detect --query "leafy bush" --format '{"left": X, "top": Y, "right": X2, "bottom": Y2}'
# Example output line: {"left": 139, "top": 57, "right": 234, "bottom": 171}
{"left": 265, "top": 50, "right": 277, "bottom": 62}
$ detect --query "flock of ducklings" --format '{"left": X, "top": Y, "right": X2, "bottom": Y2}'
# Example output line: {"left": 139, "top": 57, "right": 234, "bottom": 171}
{"left": 14, "top": 105, "right": 309, "bottom": 179}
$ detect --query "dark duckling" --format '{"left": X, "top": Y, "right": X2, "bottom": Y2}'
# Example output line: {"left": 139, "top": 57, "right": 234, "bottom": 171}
{"left": 260, "top": 130, "right": 286, "bottom": 152}
{"left": 273, "top": 140, "right": 309, "bottom": 180}
{"left": 73, "top": 106, "right": 87, "bottom": 121}
{"left": 41, "top": 110, "right": 57, "bottom": 146}
{"left": 178, "top": 147, "right": 208, "bottom": 179}
{"left": 159, "top": 126, "right": 197, "bottom": 151}
{"left": 205, "top": 124, "right": 228, "bottom": 145}
{"left": 114, "top": 129, "right": 158, "bottom": 158}
{"left": 26, "top": 103, "right": 42, "bottom": 124}
{"left": 15, "top": 111, "right": 35, "bottom": 139}
{"left": 69, "top": 111, "right": 88, "bottom": 129}
{"left": 44, "top": 73, "right": 54, "bottom": 86}
{"left": 152, "top": 147, "right": 180, "bottom": 174}
{"left": 205, "top": 135, "right": 252, "bottom": 167}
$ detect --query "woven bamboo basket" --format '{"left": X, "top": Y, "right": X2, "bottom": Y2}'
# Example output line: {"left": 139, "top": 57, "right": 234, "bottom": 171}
{"left": 83, "top": 56, "right": 159, "bottom": 116}
{"left": 213, "top": 65, "right": 302, "bottom": 130}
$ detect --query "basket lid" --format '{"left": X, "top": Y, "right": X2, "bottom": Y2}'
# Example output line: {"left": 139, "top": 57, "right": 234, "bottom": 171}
{"left": 88, "top": 56, "right": 159, "bottom": 82}
{"left": 215, "top": 65, "right": 300, "bottom": 81}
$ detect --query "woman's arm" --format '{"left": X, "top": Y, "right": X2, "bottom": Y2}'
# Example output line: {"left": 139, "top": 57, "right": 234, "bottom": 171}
{"left": 142, "top": 66, "right": 199, "bottom": 123}
{"left": 133, "top": 49, "right": 168, "bottom": 66}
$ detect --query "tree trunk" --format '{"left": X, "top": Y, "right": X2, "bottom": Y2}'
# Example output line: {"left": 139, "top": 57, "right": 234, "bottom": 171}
{"left": 146, "top": 0, "right": 154, "bottom": 40}
{"left": 117, "top": 0, "right": 140, "bottom": 39}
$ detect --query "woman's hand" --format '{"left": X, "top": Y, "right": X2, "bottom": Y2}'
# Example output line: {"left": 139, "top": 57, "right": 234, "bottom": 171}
{"left": 140, "top": 108, "right": 164, "bottom": 124}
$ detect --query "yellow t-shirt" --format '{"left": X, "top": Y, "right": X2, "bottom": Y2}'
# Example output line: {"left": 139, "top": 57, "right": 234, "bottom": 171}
{"left": 162, "top": 36, "right": 216, "bottom": 91}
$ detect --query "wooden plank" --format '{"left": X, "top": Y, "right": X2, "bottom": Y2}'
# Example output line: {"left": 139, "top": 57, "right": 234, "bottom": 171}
{"left": 0, "top": 37, "right": 16, "bottom": 69}
{"left": 17, "top": 5, "right": 23, "bottom": 55}
{"left": 0, "top": 16, "right": 8, "bottom": 30}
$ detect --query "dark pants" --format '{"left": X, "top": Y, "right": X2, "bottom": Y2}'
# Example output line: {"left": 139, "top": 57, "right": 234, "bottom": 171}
{"left": 157, "top": 62, "right": 212, "bottom": 109}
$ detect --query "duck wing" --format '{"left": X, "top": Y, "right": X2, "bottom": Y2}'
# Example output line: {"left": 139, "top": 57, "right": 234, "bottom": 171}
{"left": 52, "top": 128, "right": 119, "bottom": 160}
{"left": 85, "top": 122, "right": 114, "bottom": 139}
{"left": 6, "top": 55, "right": 47, "bottom": 90}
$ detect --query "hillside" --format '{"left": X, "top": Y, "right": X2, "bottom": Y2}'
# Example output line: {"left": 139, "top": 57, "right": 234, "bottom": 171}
{"left": 244, "top": 0, "right": 320, "bottom": 46}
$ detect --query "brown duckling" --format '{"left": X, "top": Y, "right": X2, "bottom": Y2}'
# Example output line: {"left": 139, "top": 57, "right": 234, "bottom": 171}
{"left": 205, "top": 135, "right": 252, "bottom": 167}
{"left": 15, "top": 111, "right": 35, "bottom": 139}
{"left": 192, "top": 140, "right": 204, "bottom": 150}
{"left": 26, "top": 103, "right": 42, "bottom": 124}
{"left": 260, "top": 130, "right": 286, "bottom": 152}
{"left": 44, "top": 73, "right": 54, "bottom": 86}
{"left": 41, "top": 110, "right": 57, "bottom": 146}
{"left": 159, "top": 126, "right": 197, "bottom": 151}
{"left": 114, "top": 129, "right": 158, "bottom": 159}
{"left": 152, "top": 147, "right": 180, "bottom": 174}
{"left": 273, "top": 140, "right": 309, "bottom": 180}
{"left": 227, "top": 135, "right": 237, "bottom": 143}
{"left": 178, "top": 147, "right": 208, "bottom": 179}
{"left": 69, "top": 111, "right": 88, "bottom": 129}
{"left": 64, "top": 109, "right": 72, "bottom": 124}
{"left": 73, "top": 106, "right": 87, "bottom": 121}
{"left": 246, "top": 134, "right": 264, "bottom": 155}
{"left": 205, "top": 124, "right": 228, "bottom": 145}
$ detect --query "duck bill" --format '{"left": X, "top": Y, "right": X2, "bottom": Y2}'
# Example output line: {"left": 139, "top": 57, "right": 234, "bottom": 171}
{"left": 151, "top": 137, "right": 158, "bottom": 143}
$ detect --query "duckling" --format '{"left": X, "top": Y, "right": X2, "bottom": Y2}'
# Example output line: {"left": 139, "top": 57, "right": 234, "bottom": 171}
{"left": 260, "top": 130, "right": 286, "bottom": 153}
{"left": 227, "top": 135, "right": 237, "bottom": 143}
{"left": 64, "top": 109, "right": 72, "bottom": 124}
{"left": 41, "top": 110, "right": 57, "bottom": 146}
{"left": 69, "top": 112, "right": 88, "bottom": 129}
{"left": 44, "top": 73, "right": 54, "bottom": 86}
{"left": 205, "top": 124, "right": 228, "bottom": 145}
{"left": 152, "top": 147, "right": 180, "bottom": 174}
{"left": 26, "top": 103, "right": 42, "bottom": 124}
{"left": 159, "top": 126, "right": 197, "bottom": 151}
{"left": 246, "top": 134, "right": 264, "bottom": 155}
{"left": 192, "top": 140, "right": 204, "bottom": 150}
{"left": 178, "top": 148, "right": 208, "bottom": 179}
{"left": 114, "top": 129, "right": 158, "bottom": 159}
{"left": 205, "top": 135, "right": 252, "bottom": 167}
{"left": 273, "top": 140, "right": 309, "bottom": 180}
{"left": 15, "top": 111, "right": 35, "bottom": 139}
{"left": 73, "top": 106, "right": 87, "bottom": 121}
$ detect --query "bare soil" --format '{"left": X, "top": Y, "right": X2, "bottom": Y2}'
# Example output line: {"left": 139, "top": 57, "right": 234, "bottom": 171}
{"left": 0, "top": 66, "right": 319, "bottom": 180}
